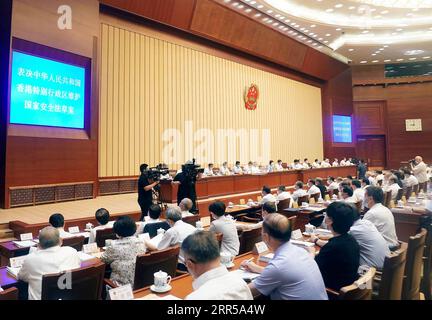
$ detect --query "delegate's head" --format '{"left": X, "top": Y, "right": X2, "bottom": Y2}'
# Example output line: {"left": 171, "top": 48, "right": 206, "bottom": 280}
{"left": 262, "top": 202, "right": 277, "bottom": 217}
{"left": 277, "top": 185, "right": 286, "bottom": 194}
{"left": 325, "top": 202, "right": 356, "bottom": 235}
{"left": 315, "top": 177, "right": 324, "bottom": 186}
{"left": 361, "top": 178, "right": 370, "bottom": 187}
{"left": 415, "top": 156, "right": 423, "bottom": 163}
{"left": 148, "top": 204, "right": 162, "bottom": 220}
{"left": 327, "top": 176, "right": 335, "bottom": 184}
{"left": 307, "top": 179, "right": 315, "bottom": 187}
{"left": 182, "top": 231, "right": 221, "bottom": 280}
{"left": 277, "top": 159, "right": 282, "bottom": 164}
{"left": 49, "top": 213, "right": 65, "bottom": 229}
{"left": 389, "top": 175, "right": 398, "bottom": 185}
{"left": 140, "top": 163, "right": 149, "bottom": 174}
{"left": 95, "top": 208, "right": 110, "bottom": 226}
{"left": 262, "top": 214, "right": 292, "bottom": 250}
{"left": 262, "top": 186, "right": 271, "bottom": 195}
{"left": 39, "top": 227, "right": 62, "bottom": 250}
{"left": 248, "top": 161, "right": 253, "bottom": 166}
{"left": 295, "top": 181, "right": 303, "bottom": 190}
{"left": 208, "top": 163, "right": 214, "bottom": 169}
{"left": 235, "top": 161, "right": 240, "bottom": 166}
{"left": 314, "top": 159, "right": 319, "bottom": 163}
{"left": 341, "top": 186, "right": 354, "bottom": 199}
{"left": 179, "top": 198, "right": 193, "bottom": 212}
{"left": 165, "top": 206, "right": 183, "bottom": 226}
{"left": 304, "top": 158, "right": 308, "bottom": 163}
{"left": 294, "top": 159, "right": 300, "bottom": 164}
{"left": 351, "top": 179, "right": 361, "bottom": 190}
{"left": 113, "top": 216, "right": 137, "bottom": 238}
{"left": 365, "top": 186, "right": 384, "bottom": 207}
{"left": 208, "top": 201, "right": 226, "bottom": 219}
{"left": 403, "top": 168, "right": 412, "bottom": 177}
{"left": 222, "top": 161, "right": 228, "bottom": 167}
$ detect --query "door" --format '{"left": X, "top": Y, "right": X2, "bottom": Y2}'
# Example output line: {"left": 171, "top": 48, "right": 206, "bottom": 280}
{"left": 357, "top": 135, "right": 386, "bottom": 168}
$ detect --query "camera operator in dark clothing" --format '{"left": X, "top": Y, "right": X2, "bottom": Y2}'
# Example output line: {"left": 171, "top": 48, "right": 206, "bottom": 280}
{"left": 174, "top": 160, "right": 202, "bottom": 214}
{"left": 138, "top": 164, "right": 160, "bottom": 221}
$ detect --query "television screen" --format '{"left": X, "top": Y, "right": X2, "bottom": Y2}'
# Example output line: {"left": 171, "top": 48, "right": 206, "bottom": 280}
{"left": 332, "top": 115, "right": 352, "bottom": 143}
{"left": 10, "top": 51, "right": 86, "bottom": 129}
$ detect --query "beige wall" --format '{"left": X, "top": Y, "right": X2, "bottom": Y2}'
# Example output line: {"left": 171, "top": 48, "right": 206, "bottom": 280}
{"left": 99, "top": 18, "right": 323, "bottom": 177}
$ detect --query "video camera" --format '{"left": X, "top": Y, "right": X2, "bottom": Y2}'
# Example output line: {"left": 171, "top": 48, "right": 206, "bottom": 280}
{"left": 183, "top": 159, "right": 204, "bottom": 181}
{"left": 409, "top": 159, "right": 417, "bottom": 165}
{"left": 146, "top": 163, "right": 170, "bottom": 181}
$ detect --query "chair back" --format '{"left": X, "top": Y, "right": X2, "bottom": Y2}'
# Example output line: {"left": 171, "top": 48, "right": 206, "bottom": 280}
{"left": 62, "top": 236, "right": 85, "bottom": 251}
{"left": 396, "top": 189, "right": 404, "bottom": 201}
{"left": 133, "top": 245, "right": 180, "bottom": 290}
{"left": 95, "top": 227, "right": 117, "bottom": 248}
{"left": 143, "top": 221, "right": 171, "bottom": 238}
{"left": 297, "top": 195, "right": 309, "bottom": 206}
{"left": 41, "top": 262, "right": 105, "bottom": 300}
{"left": 405, "top": 186, "right": 412, "bottom": 199}
{"left": 377, "top": 243, "right": 407, "bottom": 300}
{"left": 241, "top": 216, "right": 262, "bottom": 223}
{"left": 239, "top": 227, "right": 262, "bottom": 255}
{"left": 182, "top": 214, "right": 200, "bottom": 227}
{"left": 0, "top": 287, "right": 19, "bottom": 300}
{"left": 402, "top": 229, "right": 427, "bottom": 300}
{"left": 412, "top": 184, "right": 419, "bottom": 195}
{"left": 277, "top": 198, "right": 291, "bottom": 213}
{"left": 421, "top": 222, "right": 432, "bottom": 299}
{"left": 384, "top": 190, "right": 392, "bottom": 208}
{"left": 339, "top": 267, "right": 376, "bottom": 300}
{"left": 311, "top": 193, "right": 320, "bottom": 202}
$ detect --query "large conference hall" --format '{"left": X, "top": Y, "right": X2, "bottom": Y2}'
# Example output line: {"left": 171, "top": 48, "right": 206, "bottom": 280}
{"left": 0, "top": 0, "right": 431, "bottom": 305}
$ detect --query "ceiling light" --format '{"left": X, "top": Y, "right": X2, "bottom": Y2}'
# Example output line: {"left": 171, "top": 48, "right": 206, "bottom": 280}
{"left": 372, "top": 60, "right": 379, "bottom": 63}
{"left": 348, "top": 48, "right": 354, "bottom": 51}
{"left": 384, "top": 59, "right": 391, "bottom": 62}
{"left": 335, "top": 4, "right": 343, "bottom": 8}
{"left": 397, "top": 58, "right": 404, "bottom": 61}
{"left": 405, "top": 49, "right": 425, "bottom": 55}
{"left": 423, "top": 56, "right": 431, "bottom": 59}
{"left": 360, "top": 61, "right": 367, "bottom": 64}
{"left": 310, "top": 24, "right": 316, "bottom": 28}
{"left": 326, "top": 8, "right": 334, "bottom": 12}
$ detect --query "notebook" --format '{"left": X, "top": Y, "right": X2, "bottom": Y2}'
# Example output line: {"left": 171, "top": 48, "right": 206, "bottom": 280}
{"left": 12, "top": 240, "right": 36, "bottom": 248}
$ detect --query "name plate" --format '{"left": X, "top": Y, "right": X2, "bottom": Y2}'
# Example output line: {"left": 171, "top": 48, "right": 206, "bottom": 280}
{"left": 68, "top": 226, "right": 80, "bottom": 234}
{"left": 83, "top": 243, "right": 98, "bottom": 254}
{"left": 10, "top": 256, "right": 27, "bottom": 268}
{"left": 291, "top": 229, "right": 303, "bottom": 240}
{"left": 20, "top": 233, "right": 33, "bottom": 241}
{"left": 253, "top": 241, "right": 269, "bottom": 255}
{"left": 109, "top": 284, "right": 134, "bottom": 300}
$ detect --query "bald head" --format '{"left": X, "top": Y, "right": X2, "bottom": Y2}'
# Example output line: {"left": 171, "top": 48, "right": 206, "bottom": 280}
{"left": 415, "top": 156, "right": 423, "bottom": 162}
{"left": 39, "top": 226, "right": 61, "bottom": 249}
{"left": 179, "top": 198, "right": 193, "bottom": 211}
{"left": 262, "top": 213, "right": 292, "bottom": 243}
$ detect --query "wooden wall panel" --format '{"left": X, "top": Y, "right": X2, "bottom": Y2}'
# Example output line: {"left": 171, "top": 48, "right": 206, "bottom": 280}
{"left": 354, "top": 67, "right": 432, "bottom": 168}
{"left": 99, "top": 20, "right": 324, "bottom": 177}
{"left": 354, "top": 101, "right": 386, "bottom": 135}
{"left": 4, "top": 0, "right": 100, "bottom": 208}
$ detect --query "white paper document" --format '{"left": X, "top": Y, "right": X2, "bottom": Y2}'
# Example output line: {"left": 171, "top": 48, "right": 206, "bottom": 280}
{"left": 12, "top": 240, "right": 36, "bottom": 248}
{"left": 230, "top": 269, "right": 260, "bottom": 281}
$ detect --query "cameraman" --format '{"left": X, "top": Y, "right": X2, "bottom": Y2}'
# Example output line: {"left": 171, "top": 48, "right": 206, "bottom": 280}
{"left": 138, "top": 164, "right": 159, "bottom": 221}
{"left": 411, "top": 156, "right": 428, "bottom": 187}
{"left": 174, "top": 160, "right": 200, "bottom": 213}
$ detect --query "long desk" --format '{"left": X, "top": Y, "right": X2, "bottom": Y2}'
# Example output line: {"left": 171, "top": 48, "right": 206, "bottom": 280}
{"left": 160, "top": 166, "right": 357, "bottom": 205}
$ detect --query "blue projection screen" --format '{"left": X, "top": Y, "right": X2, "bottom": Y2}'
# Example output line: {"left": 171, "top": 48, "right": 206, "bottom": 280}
{"left": 332, "top": 115, "right": 352, "bottom": 143}
{"left": 10, "top": 51, "right": 86, "bottom": 129}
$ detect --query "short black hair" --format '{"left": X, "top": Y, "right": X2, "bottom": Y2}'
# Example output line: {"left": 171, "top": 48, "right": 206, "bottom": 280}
{"left": 49, "top": 213, "right": 65, "bottom": 228}
{"left": 328, "top": 176, "right": 335, "bottom": 182}
{"left": 365, "top": 186, "right": 384, "bottom": 204}
{"left": 262, "top": 202, "right": 276, "bottom": 214}
{"left": 149, "top": 204, "right": 162, "bottom": 220}
{"left": 326, "top": 202, "right": 356, "bottom": 234}
{"left": 269, "top": 160, "right": 274, "bottom": 164}
{"left": 140, "top": 163, "right": 148, "bottom": 174}
{"left": 304, "top": 158, "right": 308, "bottom": 162}
{"left": 262, "top": 186, "right": 271, "bottom": 194}
{"left": 263, "top": 214, "right": 292, "bottom": 242}
{"left": 403, "top": 168, "right": 411, "bottom": 175}
{"left": 361, "top": 178, "right": 370, "bottom": 186}
{"left": 113, "top": 216, "right": 137, "bottom": 237}
{"left": 235, "top": 161, "right": 240, "bottom": 165}
{"left": 352, "top": 179, "right": 361, "bottom": 188}
{"left": 347, "top": 175, "right": 353, "bottom": 180}
{"left": 182, "top": 231, "right": 220, "bottom": 264}
{"left": 95, "top": 208, "right": 110, "bottom": 225}
{"left": 208, "top": 163, "right": 214, "bottom": 167}
{"left": 277, "top": 159, "right": 282, "bottom": 163}
{"left": 208, "top": 201, "right": 226, "bottom": 217}
{"left": 308, "top": 179, "right": 315, "bottom": 184}
{"left": 295, "top": 181, "right": 303, "bottom": 189}
{"left": 342, "top": 186, "right": 354, "bottom": 197}
{"left": 278, "top": 185, "right": 286, "bottom": 192}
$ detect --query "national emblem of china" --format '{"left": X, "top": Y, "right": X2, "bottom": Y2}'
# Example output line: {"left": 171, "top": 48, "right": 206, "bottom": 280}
{"left": 244, "top": 84, "right": 259, "bottom": 111}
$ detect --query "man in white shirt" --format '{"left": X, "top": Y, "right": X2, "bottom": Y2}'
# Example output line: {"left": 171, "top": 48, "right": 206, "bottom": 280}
{"left": 179, "top": 198, "right": 195, "bottom": 217}
{"left": 267, "top": 160, "right": 275, "bottom": 173}
{"left": 327, "top": 177, "right": 339, "bottom": 192}
{"left": 311, "top": 159, "right": 321, "bottom": 168}
{"left": 208, "top": 201, "right": 240, "bottom": 256}
{"left": 145, "top": 206, "right": 196, "bottom": 267}
{"left": 346, "top": 158, "right": 353, "bottom": 166}
{"left": 137, "top": 204, "right": 164, "bottom": 234}
{"left": 411, "top": 156, "right": 428, "bottom": 184}
{"left": 232, "top": 161, "right": 243, "bottom": 174}
{"left": 332, "top": 159, "right": 339, "bottom": 167}
{"left": 88, "top": 208, "right": 115, "bottom": 243}
{"left": 366, "top": 172, "right": 377, "bottom": 186}
{"left": 363, "top": 186, "right": 399, "bottom": 249}
{"left": 302, "top": 158, "right": 311, "bottom": 169}
{"left": 219, "top": 162, "right": 231, "bottom": 176}
{"left": 260, "top": 186, "right": 276, "bottom": 205}
{"left": 375, "top": 171, "right": 384, "bottom": 185}
{"left": 251, "top": 162, "right": 261, "bottom": 174}
{"left": 292, "top": 181, "right": 307, "bottom": 202}
{"left": 275, "top": 160, "right": 284, "bottom": 171}
{"left": 307, "top": 179, "right": 321, "bottom": 197}
{"left": 204, "top": 163, "right": 215, "bottom": 177}
{"left": 17, "top": 227, "right": 81, "bottom": 300}
{"left": 291, "top": 159, "right": 303, "bottom": 170}
{"left": 243, "top": 161, "right": 253, "bottom": 174}
{"left": 403, "top": 168, "right": 419, "bottom": 188}
{"left": 183, "top": 231, "right": 252, "bottom": 300}
{"left": 352, "top": 179, "right": 365, "bottom": 203}
{"left": 340, "top": 158, "right": 347, "bottom": 166}
{"left": 49, "top": 213, "right": 74, "bottom": 239}
{"left": 276, "top": 185, "right": 292, "bottom": 202}
{"left": 321, "top": 159, "right": 331, "bottom": 168}
{"left": 383, "top": 175, "right": 402, "bottom": 202}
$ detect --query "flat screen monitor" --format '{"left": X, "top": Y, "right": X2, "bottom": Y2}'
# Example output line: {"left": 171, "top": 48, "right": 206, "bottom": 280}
{"left": 332, "top": 115, "right": 352, "bottom": 143}
{"left": 10, "top": 50, "right": 86, "bottom": 129}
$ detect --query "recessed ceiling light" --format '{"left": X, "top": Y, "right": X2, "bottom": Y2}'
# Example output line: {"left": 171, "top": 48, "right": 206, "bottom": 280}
{"left": 245, "top": 8, "right": 252, "bottom": 13}
{"left": 372, "top": 60, "right": 379, "bottom": 63}
{"left": 326, "top": 34, "right": 331, "bottom": 37}
{"left": 267, "top": 10, "right": 273, "bottom": 14}
{"left": 362, "top": 30, "right": 369, "bottom": 34}
{"left": 397, "top": 58, "right": 404, "bottom": 61}
{"left": 348, "top": 48, "right": 354, "bottom": 51}
{"left": 348, "top": 6, "right": 356, "bottom": 10}
{"left": 409, "top": 57, "right": 417, "bottom": 60}
{"left": 372, "top": 53, "right": 377, "bottom": 56}
{"left": 326, "top": 8, "right": 334, "bottom": 13}
{"left": 381, "top": 10, "right": 389, "bottom": 14}
{"left": 336, "top": 28, "right": 342, "bottom": 31}
{"left": 360, "top": 61, "right": 367, "bottom": 64}
{"left": 335, "top": 4, "right": 343, "bottom": 8}
{"left": 423, "top": 56, "right": 431, "bottom": 59}
{"left": 384, "top": 59, "right": 391, "bottom": 62}
{"left": 310, "top": 24, "right": 316, "bottom": 28}
{"left": 405, "top": 49, "right": 425, "bottom": 56}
